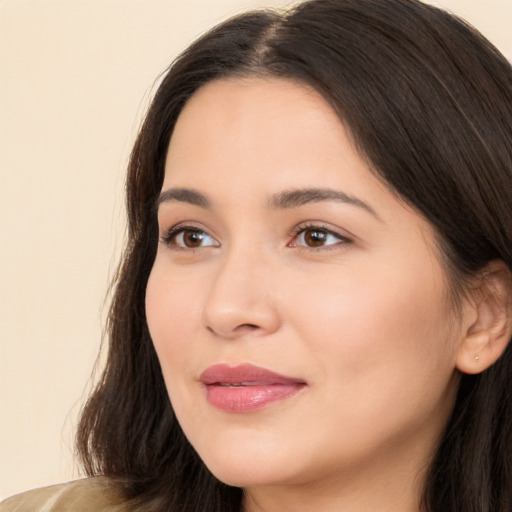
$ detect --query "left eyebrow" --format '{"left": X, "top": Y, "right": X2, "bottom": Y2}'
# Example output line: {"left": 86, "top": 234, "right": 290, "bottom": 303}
{"left": 268, "top": 188, "right": 381, "bottom": 220}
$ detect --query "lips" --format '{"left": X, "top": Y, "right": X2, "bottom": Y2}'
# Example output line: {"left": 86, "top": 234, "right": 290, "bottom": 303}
{"left": 199, "top": 363, "right": 307, "bottom": 413}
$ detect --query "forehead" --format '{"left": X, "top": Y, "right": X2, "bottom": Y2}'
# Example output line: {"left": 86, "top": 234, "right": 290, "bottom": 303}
{"left": 175, "top": 76, "right": 333, "bottom": 128}
{"left": 164, "top": 77, "right": 369, "bottom": 191}
{"left": 168, "top": 77, "right": 341, "bottom": 154}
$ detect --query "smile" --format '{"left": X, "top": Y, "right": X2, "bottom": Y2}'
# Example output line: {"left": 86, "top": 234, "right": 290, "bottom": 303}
{"left": 199, "top": 363, "right": 307, "bottom": 413}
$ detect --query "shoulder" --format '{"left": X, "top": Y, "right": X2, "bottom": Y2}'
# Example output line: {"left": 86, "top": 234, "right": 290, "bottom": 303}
{"left": 0, "top": 476, "right": 128, "bottom": 512}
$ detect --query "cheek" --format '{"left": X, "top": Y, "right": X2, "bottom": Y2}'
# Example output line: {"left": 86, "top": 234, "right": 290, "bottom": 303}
{"left": 286, "top": 258, "right": 457, "bottom": 402}
{"left": 145, "top": 263, "right": 204, "bottom": 373}
{"left": 145, "top": 265, "right": 211, "bottom": 432}
{"left": 277, "top": 267, "right": 458, "bottom": 463}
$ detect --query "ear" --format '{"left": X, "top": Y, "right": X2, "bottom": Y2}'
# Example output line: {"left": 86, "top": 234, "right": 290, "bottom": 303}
{"left": 456, "top": 260, "right": 512, "bottom": 375}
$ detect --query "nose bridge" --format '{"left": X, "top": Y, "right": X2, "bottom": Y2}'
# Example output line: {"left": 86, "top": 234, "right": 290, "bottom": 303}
{"left": 202, "top": 239, "right": 279, "bottom": 338}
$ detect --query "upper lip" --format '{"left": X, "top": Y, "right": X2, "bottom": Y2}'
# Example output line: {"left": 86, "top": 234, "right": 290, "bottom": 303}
{"left": 199, "top": 363, "right": 306, "bottom": 386}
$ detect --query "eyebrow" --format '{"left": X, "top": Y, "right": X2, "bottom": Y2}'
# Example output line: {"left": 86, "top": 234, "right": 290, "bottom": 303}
{"left": 268, "top": 188, "right": 380, "bottom": 219}
{"left": 156, "top": 186, "right": 379, "bottom": 219}
{"left": 156, "top": 188, "right": 211, "bottom": 210}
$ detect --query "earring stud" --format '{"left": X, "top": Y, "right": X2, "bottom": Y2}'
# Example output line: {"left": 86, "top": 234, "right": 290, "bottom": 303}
{"left": 475, "top": 355, "right": 480, "bottom": 361}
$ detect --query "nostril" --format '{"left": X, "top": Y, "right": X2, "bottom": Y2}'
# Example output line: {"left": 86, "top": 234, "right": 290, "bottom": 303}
{"left": 231, "top": 324, "right": 261, "bottom": 336}
{"left": 236, "top": 324, "right": 259, "bottom": 331}
{"left": 206, "top": 323, "right": 259, "bottom": 337}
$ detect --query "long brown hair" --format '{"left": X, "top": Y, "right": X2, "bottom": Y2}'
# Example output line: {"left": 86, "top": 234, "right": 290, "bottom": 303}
{"left": 77, "top": 1, "right": 512, "bottom": 510}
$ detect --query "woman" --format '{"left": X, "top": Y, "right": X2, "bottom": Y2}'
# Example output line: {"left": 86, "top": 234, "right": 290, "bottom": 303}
{"left": 2, "top": 0, "right": 511, "bottom": 511}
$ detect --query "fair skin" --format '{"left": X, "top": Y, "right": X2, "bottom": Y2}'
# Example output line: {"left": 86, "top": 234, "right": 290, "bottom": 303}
{"left": 145, "top": 77, "right": 501, "bottom": 511}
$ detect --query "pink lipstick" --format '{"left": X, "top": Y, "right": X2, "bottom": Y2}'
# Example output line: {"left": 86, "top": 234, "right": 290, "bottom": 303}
{"left": 199, "top": 364, "right": 306, "bottom": 413}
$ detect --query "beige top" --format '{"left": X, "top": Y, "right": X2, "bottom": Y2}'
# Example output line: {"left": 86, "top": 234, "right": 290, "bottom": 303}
{"left": 0, "top": 477, "right": 128, "bottom": 512}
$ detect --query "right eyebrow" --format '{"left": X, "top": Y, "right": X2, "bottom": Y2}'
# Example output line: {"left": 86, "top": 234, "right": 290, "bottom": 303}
{"left": 154, "top": 188, "right": 211, "bottom": 212}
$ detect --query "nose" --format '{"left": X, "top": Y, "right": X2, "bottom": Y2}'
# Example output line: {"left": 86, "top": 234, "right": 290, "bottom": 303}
{"left": 202, "top": 248, "right": 281, "bottom": 340}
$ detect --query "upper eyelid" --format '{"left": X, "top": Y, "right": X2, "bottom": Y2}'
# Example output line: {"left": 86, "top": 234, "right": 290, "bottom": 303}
{"left": 159, "top": 221, "right": 210, "bottom": 234}
{"left": 291, "top": 228, "right": 351, "bottom": 249}
{"left": 164, "top": 223, "right": 215, "bottom": 235}
{"left": 290, "top": 222, "right": 353, "bottom": 240}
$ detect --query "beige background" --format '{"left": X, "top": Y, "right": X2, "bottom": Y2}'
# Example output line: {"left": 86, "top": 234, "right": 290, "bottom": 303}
{"left": 1, "top": 0, "right": 511, "bottom": 500}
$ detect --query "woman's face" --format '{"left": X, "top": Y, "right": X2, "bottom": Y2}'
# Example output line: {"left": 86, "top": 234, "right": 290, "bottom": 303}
{"left": 146, "top": 78, "right": 463, "bottom": 491}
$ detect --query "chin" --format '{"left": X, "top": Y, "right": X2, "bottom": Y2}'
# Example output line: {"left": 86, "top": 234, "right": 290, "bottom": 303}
{"left": 195, "top": 443, "right": 301, "bottom": 488}
{"left": 205, "top": 461, "right": 291, "bottom": 488}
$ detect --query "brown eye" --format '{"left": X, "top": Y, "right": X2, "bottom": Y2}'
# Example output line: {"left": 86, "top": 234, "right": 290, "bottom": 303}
{"left": 295, "top": 227, "right": 346, "bottom": 248}
{"left": 303, "top": 229, "right": 328, "bottom": 247}
{"left": 182, "top": 230, "right": 205, "bottom": 248}
{"left": 163, "top": 227, "right": 219, "bottom": 249}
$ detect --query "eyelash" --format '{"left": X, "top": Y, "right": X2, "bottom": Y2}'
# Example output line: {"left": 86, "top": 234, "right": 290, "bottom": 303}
{"left": 289, "top": 222, "right": 352, "bottom": 250}
{"left": 159, "top": 223, "right": 351, "bottom": 250}
{"left": 160, "top": 224, "right": 218, "bottom": 250}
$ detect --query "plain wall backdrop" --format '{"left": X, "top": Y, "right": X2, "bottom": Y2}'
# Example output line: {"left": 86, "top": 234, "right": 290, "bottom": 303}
{"left": 1, "top": 0, "right": 511, "bottom": 500}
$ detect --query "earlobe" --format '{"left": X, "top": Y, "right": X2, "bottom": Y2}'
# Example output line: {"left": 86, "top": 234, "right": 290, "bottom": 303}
{"left": 455, "top": 260, "right": 512, "bottom": 375}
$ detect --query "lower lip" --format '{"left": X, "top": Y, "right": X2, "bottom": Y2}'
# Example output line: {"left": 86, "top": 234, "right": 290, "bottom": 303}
{"left": 204, "top": 383, "right": 305, "bottom": 413}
